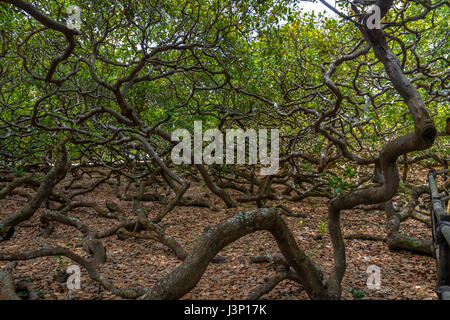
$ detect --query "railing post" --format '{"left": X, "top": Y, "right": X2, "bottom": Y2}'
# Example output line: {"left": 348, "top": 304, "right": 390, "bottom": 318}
{"left": 429, "top": 169, "right": 450, "bottom": 299}
{"left": 444, "top": 157, "right": 449, "bottom": 209}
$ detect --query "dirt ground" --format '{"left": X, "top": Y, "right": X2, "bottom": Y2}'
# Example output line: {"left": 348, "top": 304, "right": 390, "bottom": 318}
{"left": 0, "top": 170, "right": 439, "bottom": 300}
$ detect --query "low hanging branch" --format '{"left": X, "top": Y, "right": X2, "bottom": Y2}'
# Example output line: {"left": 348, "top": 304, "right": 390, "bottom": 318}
{"left": 0, "top": 174, "right": 33, "bottom": 200}
{"left": 385, "top": 200, "right": 432, "bottom": 256}
{"left": 139, "top": 208, "right": 328, "bottom": 300}
{"left": 0, "top": 138, "right": 70, "bottom": 242}
{"left": 40, "top": 210, "right": 107, "bottom": 267}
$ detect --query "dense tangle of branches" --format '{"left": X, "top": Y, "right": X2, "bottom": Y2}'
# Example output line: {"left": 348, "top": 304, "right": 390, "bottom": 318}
{"left": 0, "top": 0, "right": 448, "bottom": 300}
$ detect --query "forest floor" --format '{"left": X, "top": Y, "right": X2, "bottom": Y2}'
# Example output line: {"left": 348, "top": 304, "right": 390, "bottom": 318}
{"left": 0, "top": 169, "right": 439, "bottom": 300}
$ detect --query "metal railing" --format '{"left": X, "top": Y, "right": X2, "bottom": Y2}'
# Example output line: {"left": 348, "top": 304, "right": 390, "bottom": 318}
{"left": 429, "top": 157, "right": 450, "bottom": 299}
